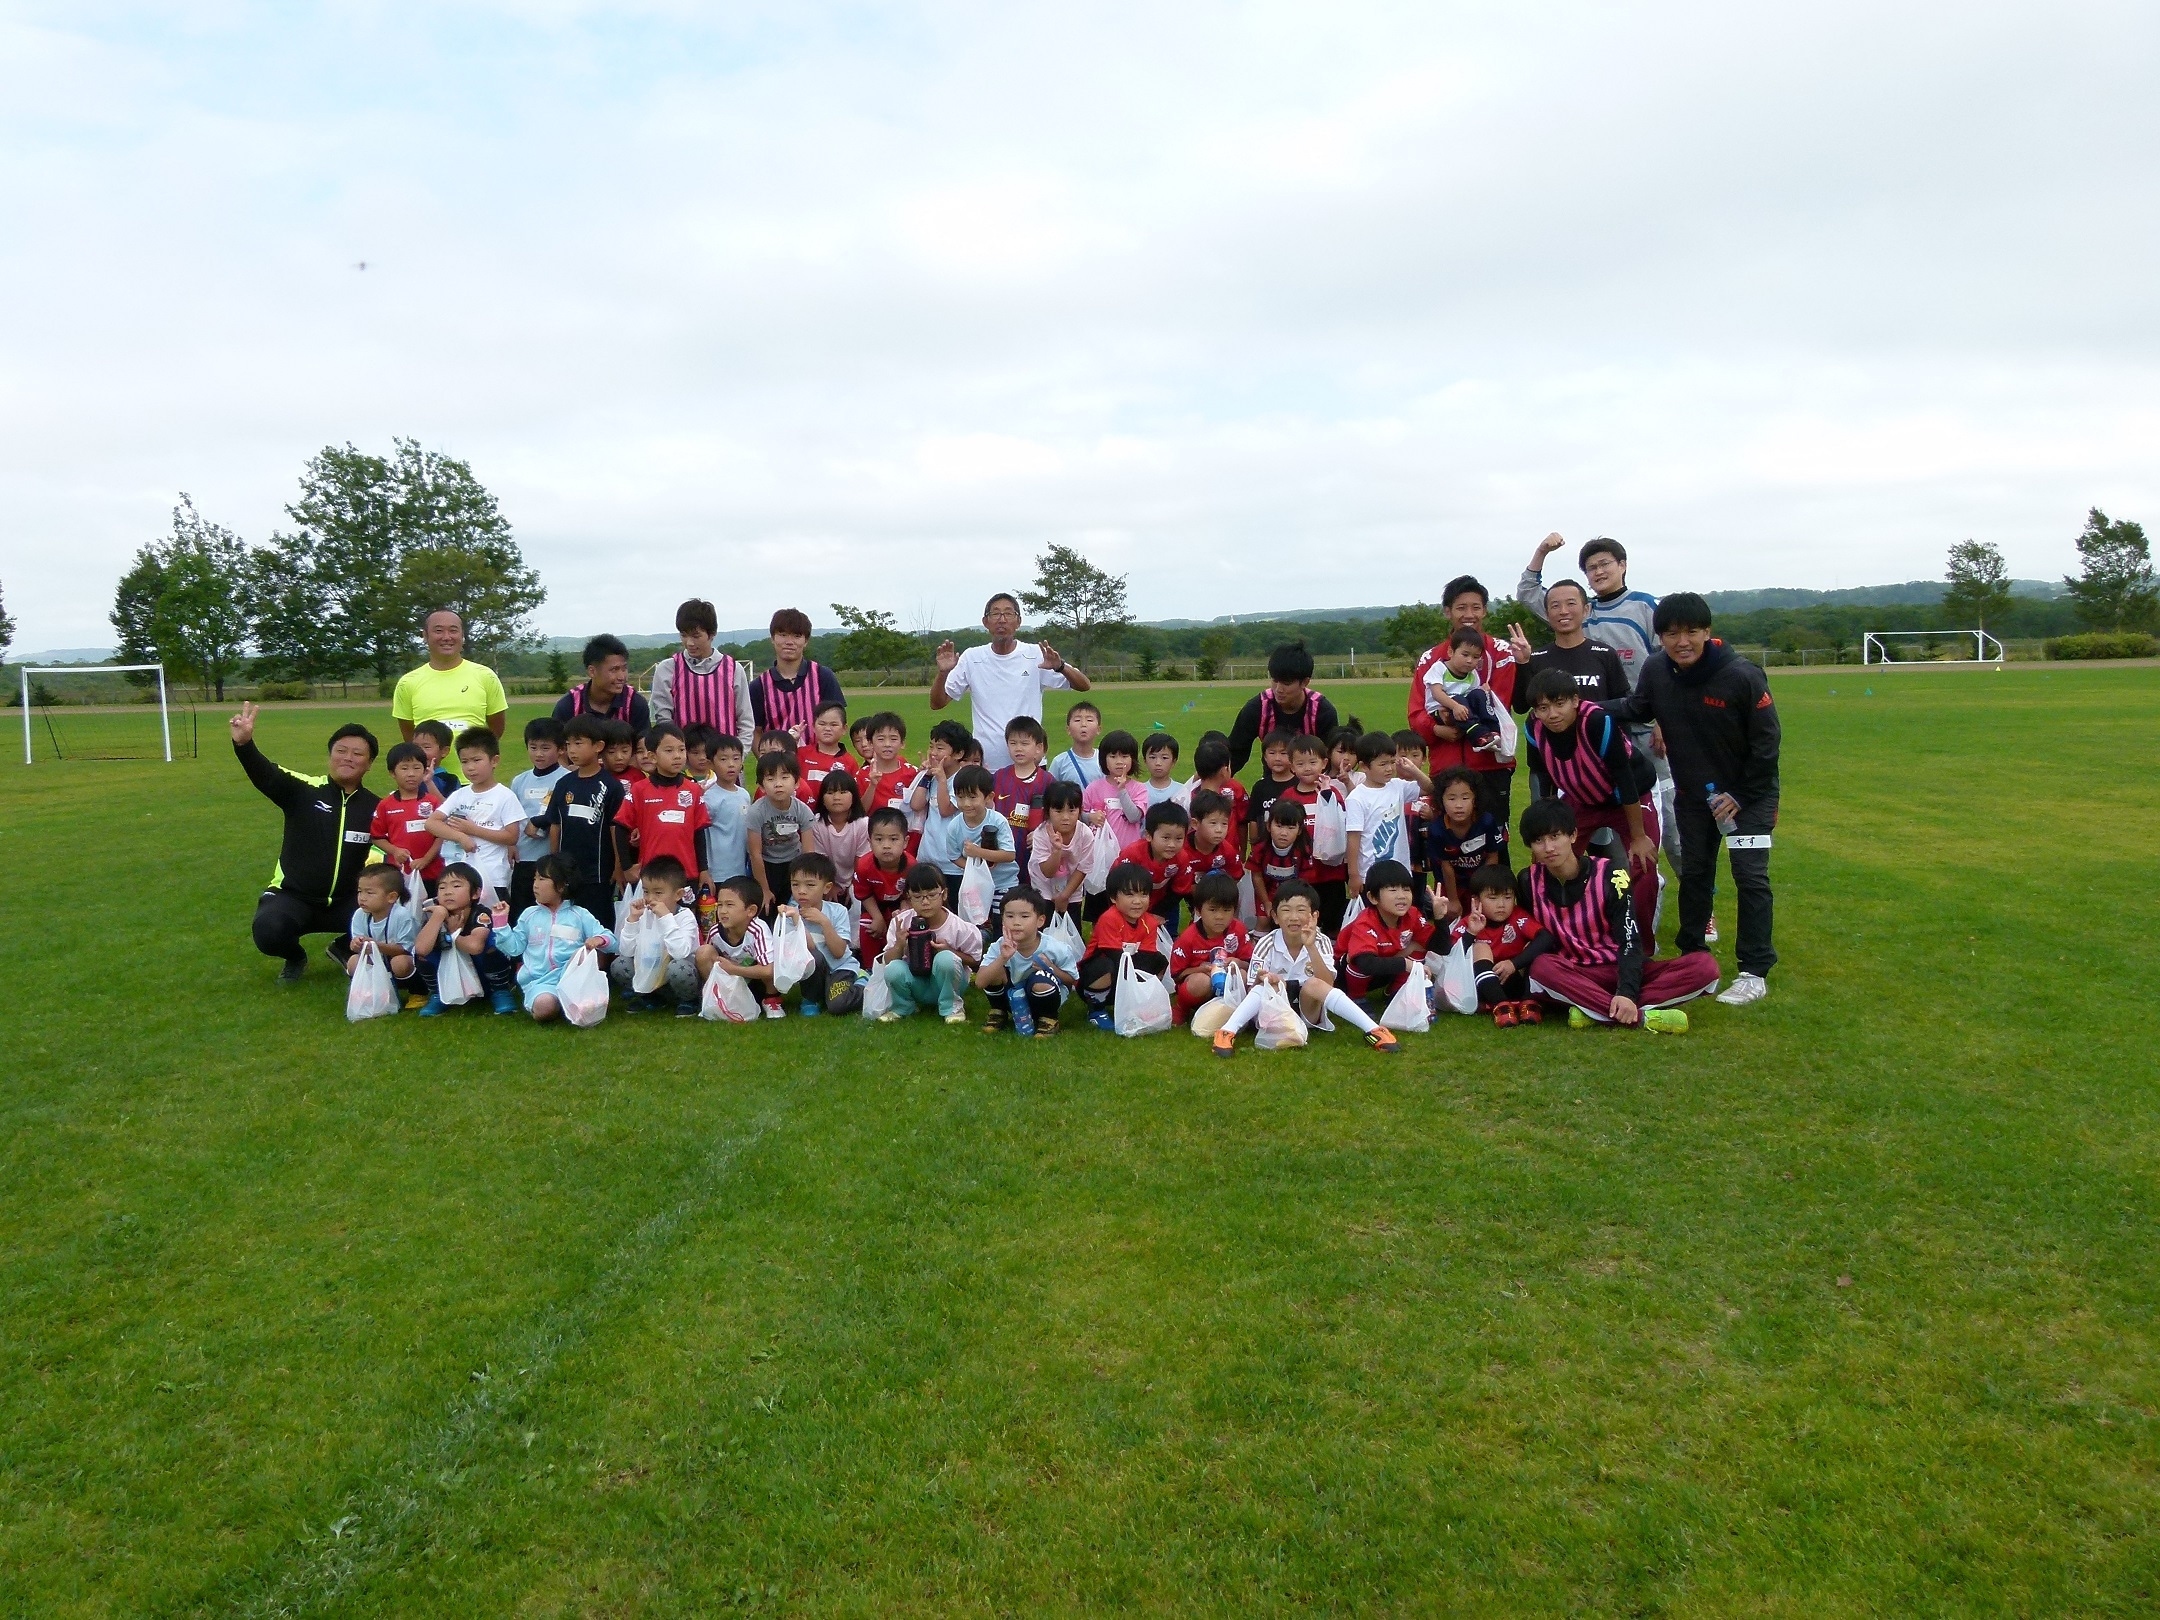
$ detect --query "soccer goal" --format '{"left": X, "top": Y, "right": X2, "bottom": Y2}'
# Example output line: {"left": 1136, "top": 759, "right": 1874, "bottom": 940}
{"left": 1860, "top": 629, "right": 2005, "bottom": 666}
{"left": 19, "top": 664, "right": 196, "bottom": 762}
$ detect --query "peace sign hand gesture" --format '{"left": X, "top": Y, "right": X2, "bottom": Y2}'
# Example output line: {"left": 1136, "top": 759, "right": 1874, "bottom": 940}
{"left": 229, "top": 702, "right": 259, "bottom": 747}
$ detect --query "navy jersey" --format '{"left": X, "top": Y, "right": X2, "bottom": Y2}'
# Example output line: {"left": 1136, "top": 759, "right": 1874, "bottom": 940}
{"left": 543, "top": 769, "right": 626, "bottom": 885}
{"left": 1431, "top": 810, "right": 1509, "bottom": 874}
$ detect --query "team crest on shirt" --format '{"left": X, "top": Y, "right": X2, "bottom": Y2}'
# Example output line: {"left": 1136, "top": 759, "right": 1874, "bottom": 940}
{"left": 677, "top": 789, "right": 693, "bottom": 807}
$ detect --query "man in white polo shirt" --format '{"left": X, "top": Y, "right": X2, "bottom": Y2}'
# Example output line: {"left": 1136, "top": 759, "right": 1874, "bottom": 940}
{"left": 929, "top": 592, "right": 1095, "bottom": 772}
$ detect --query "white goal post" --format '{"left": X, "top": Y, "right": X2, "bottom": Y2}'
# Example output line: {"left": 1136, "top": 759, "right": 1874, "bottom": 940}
{"left": 20, "top": 664, "right": 174, "bottom": 763}
{"left": 1860, "top": 630, "right": 2004, "bottom": 666}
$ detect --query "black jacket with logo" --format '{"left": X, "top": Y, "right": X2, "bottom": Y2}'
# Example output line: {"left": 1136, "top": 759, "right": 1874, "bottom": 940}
{"left": 236, "top": 740, "right": 380, "bottom": 909}
{"left": 1613, "top": 640, "right": 1780, "bottom": 806}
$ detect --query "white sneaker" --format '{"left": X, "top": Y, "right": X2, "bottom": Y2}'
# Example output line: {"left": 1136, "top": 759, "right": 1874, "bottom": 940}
{"left": 1704, "top": 917, "right": 1720, "bottom": 944}
{"left": 1715, "top": 972, "right": 1766, "bottom": 1006}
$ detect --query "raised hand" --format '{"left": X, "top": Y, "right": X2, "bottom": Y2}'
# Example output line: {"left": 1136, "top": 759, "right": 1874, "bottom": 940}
{"left": 934, "top": 639, "right": 959, "bottom": 675}
{"left": 1508, "top": 624, "right": 1535, "bottom": 663}
{"left": 1038, "top": 640, "right": 1064, "bottom": 672}
{"left": 229, "top": 702, "right": 259, "bottom": 747}
{"left": 1536, "top": 531, "right": 1567, "bottom": 560}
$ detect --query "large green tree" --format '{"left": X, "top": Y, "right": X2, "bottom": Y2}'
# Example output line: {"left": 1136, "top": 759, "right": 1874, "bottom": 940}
{"left": 1942, "top": 539, "right": 2012, "bottom": 630}
{"left": 108, "top": 496, "right": 256, "bottom": 699}
{"left": 1020, "top": 543, "right": 1131, "bottom": 667}
{"left": 827, "top": 603, "right": 922, "bottom": 670}
{"left": 2065, "top": 508, "right": 2157, "bottom": 631}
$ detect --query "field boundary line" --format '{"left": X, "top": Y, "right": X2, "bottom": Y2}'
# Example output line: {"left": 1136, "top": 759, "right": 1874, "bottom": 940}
{"left": 190, "top": 1095, "right": 800, "bottom": 1619}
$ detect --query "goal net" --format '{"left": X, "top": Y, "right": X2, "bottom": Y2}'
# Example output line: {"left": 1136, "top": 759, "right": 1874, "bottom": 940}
{"left": 18, "top": 665, "right": 196, "bottom": 762}
{"left": 1860, "top": 629, "right": 2005, "bottom": 666}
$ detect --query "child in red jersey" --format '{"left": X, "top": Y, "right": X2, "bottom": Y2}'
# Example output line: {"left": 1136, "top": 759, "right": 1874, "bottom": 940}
{"left": 1450, "top": 862, "right": 1546, "bottom": 1024}
{"left": 1278, "top": 733, "right": 1350, "bottom": 934}
{"left": 792, "top": 699, "right": 854, "bottom": 801}
{"left": 992, "top": 716, "right": 1054, "bottom": 845}
{"left": 857, "top": 711, "right": 919, "bottom": 817}
{"left": 370, "top": 741, "right": 445, "bottom": 885}
{"left": 612, "top": 724, "right": 711, "bottom": 889}
{"left": 1075, "top": 861, "right": 1169, "bottom": 1032}
{"left": 1169, "top": 872, "right": 1252, "bottom": 1025}
{"left": 1175, "top": 789, "right": 1245, "bottom": 900}
{"left": 1119, "top": 801, "right": 1192, "bottom": 927}
{"left": 1249, "top": 798, "right": 1307, "bottom": 919}
{"left": 1188, "top": 736, "right": 1247, "bottom": 849}
{"left": 1336, "top": 860, "right": 1437, "bottom": 1003}
{"left": 853, "top": 807, "right": 912, "bottom": 961}
{"left": 602, "top": 721, "right": 643, "bottom": 788}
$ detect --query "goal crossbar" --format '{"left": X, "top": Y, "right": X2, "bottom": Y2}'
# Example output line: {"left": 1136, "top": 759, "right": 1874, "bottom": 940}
{"left": 21, "top": 664, "right": 173, "bottom": 763}
{"left": 1860, "top": 630, "right": 2004, "bottom": 667}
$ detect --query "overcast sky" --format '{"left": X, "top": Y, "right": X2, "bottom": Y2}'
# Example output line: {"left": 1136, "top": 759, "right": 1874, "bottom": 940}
{"left": 3, "top": 0, "right": 2155, "bottom": 647}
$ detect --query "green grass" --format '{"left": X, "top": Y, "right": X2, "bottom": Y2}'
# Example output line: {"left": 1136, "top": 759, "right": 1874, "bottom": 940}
{"left": 2, "top": 669, "right": 2156, "bottom": 1616}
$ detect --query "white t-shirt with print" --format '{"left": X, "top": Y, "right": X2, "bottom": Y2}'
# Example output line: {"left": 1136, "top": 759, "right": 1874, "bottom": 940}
{"left": 435, "top": 782, "right": 525, "bottom": 894}
{"left": 1343, "top": 777, "right": 1421, "bottom": 883}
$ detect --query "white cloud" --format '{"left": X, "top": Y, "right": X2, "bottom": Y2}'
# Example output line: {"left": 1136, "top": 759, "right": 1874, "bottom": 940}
{"left": 2, "top": 0, "right": 2156, "bottom": 647}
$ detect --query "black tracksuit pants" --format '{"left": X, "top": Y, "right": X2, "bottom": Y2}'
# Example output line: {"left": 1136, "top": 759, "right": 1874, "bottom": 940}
{"left": 1673, "top": 794, "right": 1776, "bottom": 978}
{"left": 252, "top": 889, "right": 352, "bottom": 967}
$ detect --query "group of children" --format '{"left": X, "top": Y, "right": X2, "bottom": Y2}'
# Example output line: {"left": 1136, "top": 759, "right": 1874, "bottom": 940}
{"left": 342, "top": 657, "right": 1704, "bottom": 1043}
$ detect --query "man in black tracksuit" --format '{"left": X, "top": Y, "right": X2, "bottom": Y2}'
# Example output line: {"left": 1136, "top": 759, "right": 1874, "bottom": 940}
{"left": 231, "top": 702, "right": 382, "bottom": 983}
{"left": 1611, "top": 593, "right": 1780, "bottom": 1004}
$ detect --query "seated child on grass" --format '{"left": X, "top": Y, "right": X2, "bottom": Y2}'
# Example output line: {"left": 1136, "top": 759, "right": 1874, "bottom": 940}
{"left": 1208, "top": 879, "right": 1398, "bottom": 1055}
{"left": 778, "top": 852, "right": 864, "bottom": 1016}
{"left": 412, "top": 861, "right": 518, "bottom": 1016}
{"left": 874, "top": 863, "right": 985, "bottom": 1024}
{"left": 1335, "top": 860, "right": 1436, "bottom": 1004}
{"left": 608, "top": 853, "right": 700, "bottom": 1014}
{"left": 1169, "top": 872, "right": 1252, "bottom": 1026}
{"left": 346, "top": 864, "right": 421, "bottom": 1006}
{"left": 1450, "top": 862, "right": 1545, "bottom": 1026}
{"left": 974, "top": 885, "right": 1078, "bottom": 1036}
{"left": 491, "top": 853, "right": 616, "bottom": 1022}
{"left": 1075, "top": 861, "right": 1169, "bottom": 1033}
{"left": 696, "top": 875, "right": 779, "bottom": 1019}
{"left": 1028, "top": 780, "right": 1096, "bottom": 917}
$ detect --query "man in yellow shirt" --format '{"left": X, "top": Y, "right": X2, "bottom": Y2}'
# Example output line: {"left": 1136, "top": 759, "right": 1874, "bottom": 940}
{"left": 391, "top": 610, "right": 508, "bottom": 780}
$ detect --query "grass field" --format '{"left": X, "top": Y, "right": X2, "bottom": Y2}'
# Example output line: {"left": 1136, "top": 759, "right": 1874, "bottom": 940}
{"left": 3, "top": 668, "right": 2156, "bottom": 1616}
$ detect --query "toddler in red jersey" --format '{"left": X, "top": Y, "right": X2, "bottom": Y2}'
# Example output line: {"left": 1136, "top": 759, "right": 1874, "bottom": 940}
{"left": 370, "top": 740, "right": 445, "bottom": 885}
{"left": 1336, "top": 860, "right": 1436, "bottom": 1004}
{"left": 1450, "top": 862, "right": 1546, "bottom": 1025}
{"left": 1075, "top": 861, "right": 1169, "bottom": 1032}
{"left": 853, "top": 807, "right": 913, "bottom": 961}
{"left": 1119, "top": 802, "right": 1192, "bottom": 927}
{"left": 1169, "top": 873, "right": 1252, "bottom": 1026}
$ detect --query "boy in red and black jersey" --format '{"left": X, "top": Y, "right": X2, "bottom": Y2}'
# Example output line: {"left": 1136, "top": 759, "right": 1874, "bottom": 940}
{"left": 1336, "top": 861, "right": 1436, "bottom": 1001}
{"left": 853, "top": 807, "right": 913, "bottom": 960}
{"left": 1174, "top": 789, "right": 1245, "bottom": 897}
{"left": 1249, "top": 798, "right": 1307, "bottom": 919}
{"left": 1119, "top": 801, "right": 1193, "bottom": 927}
{"left": 1188, "top": 737, "right": 1247, "bottom": 849}
{"left": 1076, "top": 861, "right": 1171, "bottom": 1032}
{"left": 1277, "top": 734, "right": 1349, "bottom": 934}
{"left": 370, "top": 740, "right": 445, "bottom": 885}
{"left": 613, "top": 724, "right": 711, "bottom": 888}
{"left": 1168, "top": 872, "right": 1252, "bottom": 1023}
{"left": 1448, "top": 863, "right": 1546, "bottom": 1022}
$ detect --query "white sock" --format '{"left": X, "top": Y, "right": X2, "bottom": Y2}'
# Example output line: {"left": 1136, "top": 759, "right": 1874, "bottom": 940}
{"left": 1219, "top": 985, "right": 1268, "bottom": 1035}
{"left": 1324, "top": 986, "right": 1376, "bottom": 1033}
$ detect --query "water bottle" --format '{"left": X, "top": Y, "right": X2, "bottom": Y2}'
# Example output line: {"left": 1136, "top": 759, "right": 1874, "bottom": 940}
{"left": 1210, "top": 946, "right": 1227, "bottom": 999}
{"left": 1705, "top": 781, "right": 1738, "bottom": 838}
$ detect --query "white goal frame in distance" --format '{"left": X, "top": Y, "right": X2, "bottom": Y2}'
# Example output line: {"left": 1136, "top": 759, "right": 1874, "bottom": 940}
{"left": 1860, "top": 629, "right": 2004, "bottom": 667}
{"left": 20, "top": 663, "right": 172, "bottom": 763}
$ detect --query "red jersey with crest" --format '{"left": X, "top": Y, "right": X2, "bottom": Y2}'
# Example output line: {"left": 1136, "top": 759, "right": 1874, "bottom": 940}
{"left": 613, "top": 774, "right": 710, "bottom": 875}
{"left": 1449, "top": 909, "right": 1545, "bottom": 963}
{"left": 1086, "top": 907, "right": 1167, "bottom": 958}
{"left": 369, "top": 788, "right": 445, "bottom": 879}
{"left": 1118, "top": 837, "right": 1186, "bottom": 907}
{"left": 1337, "top": 906, "right": 1437, "bottom": 963}
{"left": 794, "top": 747, "right": 854, "bottom": 801}
{"left": 1251, "top": 830, "right": 1306, "bottom": 899}
{"left": 854, "top": 851, "right": 911, "bottom": 957}
{"left": 1190, "top": 776, "right": 1248, "bottom": 848}
{"left": 1173, "top": 835, "right": 1246, "bottom": 893}
{"left": 1170, "top": 918, "right": 1253, "bottom": 978}
{"left": 1277, "top": 783, "right": 1348, "bottom": 882}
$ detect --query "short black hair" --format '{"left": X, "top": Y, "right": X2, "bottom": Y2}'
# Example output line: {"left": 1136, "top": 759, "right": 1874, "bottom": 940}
{"left": 682, "top": 723, "right": 721, "bottom": 756}
{"left": 756, "top": 750, "right": 799, "bottom": 785}
{"left": 1432, "top": 766, "right": 1482, "bottom": 804}
{"left": 1363, "top": 859, "right": 1413, "bottom": 898}
{"left": 1288, "top": 732, "right": 1327, "bottom": 759}
{"left": 791, "top": 851, "right": 838, "bottom": 885}
{"left": 903, "top": 861, "right": 948, "bottom": 897}
{"left": 1143, "top": 732, "right": 1179, "bottom": 760}
{"left": 867, "top": 710, "right": 907, "bottom": 740}
{"left": 643, "top": 722, "right": 686, "bottom": 751}
{"left": 641, "top": 854, "right": 688, "bottom": 892}
{"left": 867, "top": 806, "right": 910, "bottom": 838}
{"left": 1355, "top": 731, "right": 1397, "bottom": 766}
{"left": 1268, "top": 643, "right": 1314, "bottom": 684}
{"left": 564, "top": 714, "right": 610, "bottom": 746}
{"left": 1327, "top": 723, "right": 1364, "bottom": 752}
{"left": 1466, "top": 863, "right": 1519, "bottom": 899}
{"left": 1579, "top": 536, "right": 1626, "bottom": 571}
{"left": 1449, "top": 624, "right": 1484, "bottom": 653}
{"left": 602, "top": 719, "right": 634, "bottom": 747}
{"left": 413, "top": 719, "right": 454, "bottom": 746}
{"left": 1192, "top": 872, "right": 1240, "bottom": 912}
{"left": 1261, "top": 728, "right": 1297, "bottom": 755}
{"left": 1193, "top": 737, "right": 1231, "bottom": 779}
{"left": 1042, "top": 780, "right": 1083, "bottom": 812}
{"left": 710, "top": 733, "right": 744, "bottom": 757}
{"left": 454, "top": 726, "right": 498, "bottom": 758}
{"left": 1391, "top": 729, "right": 1424, "bottom": 753}
{"left": 1520, "top": 796, "right": 1578, "bottom": 843}
{"left": 524, "top": 715, "right": 566, "bottom": 746}
{"left": 951, "top": 764, "right": 996, "bottom": 798}
{"left": 385, "top": 740, "right": 425, "bottom": 771}
{"left": 1188, "top": 788, "right": 1230, "bottom": 825}
{"left": 814, "top": 697, "right": 847, "bottom": 721}
{"left": 1441, "top": 575, "right": 1489, "bottom": 609}
{"left": 1001, "top": 885, "right": 1048, "bottom": 919}
{"left": 1544, "top": 578, "right": 1590, "bottom": 608}
{"left": 1653, "top": 592, "right": 1713, "bottom": 633}
{"left": 356, "top": 863, "right": 404, "bottom": 894}
{"left": 675, "top": 598, "right": 718, "bottom": 636}
{"left": 1098, "top": 729, "right": 1140, "bottom": 767}
{"left": 1143, "top": 801, "right": 1190, "bottom": 835}
{"left": 1525, "top": 669, "right": 1581, "bottom": 707}
{"left": 1004, "top": 715, "right": 1048, "bottom": 746}
{"left": 819, "top": 768, "right": 862, "bottom": 817}
{"left": 533, "top": 853, "right": 581, "bottom": 893}
{"left": 1105, "top": 861, "right": 1155, "bottom": 899}
{"left": 582, "top": 633, "right": 628, "bottom": 669}
{"left": 1268, "top": 798, "right": 1306, "bottom": 829}
{"left": 769, "top": 607, "right": 812, "bottom": 639}
{"left": 716, "top": 875, "right": 764, "bottom": 909}
{"left": 929, "top": 719, "right": 973, "bottom": 754}
{"left": 1269, "top": 877, "right": 1319, "bottom": 913}
{"left": 1065, "top": 700, "right": 1101, "bottom": 723}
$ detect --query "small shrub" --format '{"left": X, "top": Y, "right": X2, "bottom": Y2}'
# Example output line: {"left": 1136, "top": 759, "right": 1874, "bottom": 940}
{"left": 254, "top": 680, "right": 315, "bottom": 701}
{"left": 2043, "top": 632, "right": 2158, "bottom": 661}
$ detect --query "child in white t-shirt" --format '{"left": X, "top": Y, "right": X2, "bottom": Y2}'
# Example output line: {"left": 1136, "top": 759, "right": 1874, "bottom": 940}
{"left": 1205, "top": 880, "right": 1397, "bottom": 1053}
{"left": 1343, "top": 731, "right": 1431, "bottom": 889}
{"left": 426, "top": 729, "right": 525, "bottom": 899}
{"left": 1424, "top": 625, "right": 1516, "bottom": 762}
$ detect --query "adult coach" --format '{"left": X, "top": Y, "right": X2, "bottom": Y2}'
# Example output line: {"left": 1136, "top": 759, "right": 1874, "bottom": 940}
{"left": 1227, "top": 643, "right": 1339, "bottom": 773}
{"left": 1613, "top": 593, "right": 1779, "bottom": 1007}
{"left": 552, "top": 634, "right": 650, "bottom": 731}
{"left": 649, "top": 598, "right": 755, "bottom": 747}
{"left": 930, "top": 593, "right": 1093, "bottom": 772}
{"left": 748, "top": 608, "right": 845, "bottom": 739}
{"left": 231, "top": 702, "right": 381, "bottom": 984}
{"left": 1406, "top": 576, "right": 1518, "bottom": 824}
{"left": 392, "top": 609, "right": 507, "bottom": 779}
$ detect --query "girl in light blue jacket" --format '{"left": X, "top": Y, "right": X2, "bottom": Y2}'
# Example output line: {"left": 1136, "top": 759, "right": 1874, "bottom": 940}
{"left": 489, "top": 855, "right": 616, "bottom": 1021}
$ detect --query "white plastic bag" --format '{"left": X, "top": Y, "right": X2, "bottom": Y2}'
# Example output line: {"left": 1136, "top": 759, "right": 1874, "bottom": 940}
{"left": 770, "top": 911, "right": 815, "bottom": 993}
{"left": 859, "top": 962, "right": 894, "bottom": 1019}
{"left": 630, "top": 913, "right": 668, "bottom": 994}
{"left": 558, "top": 947, "right": 610, "bottom": 1027}
{"left": 398, "top": 868, "right": 427, "bottom": 937}
{"left": 436, "top": 941, "right": 482, "bottom": 1006}
{"left": 613, "top": 881, "right": 643, "bottom": 935}
{"left": 1112, "top": 947, "right": 1173, "bottom": 1037}
{"left": 956, "top": 858, "right": 994, "bottom": 927}
{"left": 1253, "top": 981, "right": 1309, "bottom": 1049}
{"left": 1338, "top": 894, "right": 1365, "bottom": 931}
{"left": 1235, "top": 871, "right": 1258, "bottom": 923}
{"left": 345, "top": 942, "right": 398, "bottom": 1022}
{"left": 1189, "top": 960, "right": 1248, "bottom": 1039}
{"left": 1381, "top": 959, "right": 1433, "bottom": 1033}
{"left": 1440, "top": 941, "right": 1479, "bottom": 1015}
{"left": 700, "top": 962, "right": 759, "bottom": 1023}
{"left": 1084, "top": 825, "right": 1120, "bottom": 894}
{"left": 1310, "top": 795, "right": 1347, "bottom": 865}
{"left": 1045, "top": 908, "right": 1084, "bottom": 961}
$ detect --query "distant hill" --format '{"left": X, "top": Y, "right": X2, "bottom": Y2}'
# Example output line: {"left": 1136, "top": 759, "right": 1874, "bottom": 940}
{"left": 1701, "top": 580, "right": 2065, "bottom": 613}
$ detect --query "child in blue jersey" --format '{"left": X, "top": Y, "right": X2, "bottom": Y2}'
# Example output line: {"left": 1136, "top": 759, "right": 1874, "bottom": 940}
{"left": 703, "top": 735, "right": 753, "bottom": 884}
{"left": 912, "top": 720, "right": 973, "bottom": 876}
{"left": 345, "top": 864, "right": 422, "bottom": 1005}
{"left": 974, "top": 886, "right": 1078, "bottom": 1036}
{"left": 945, "top": 764, "right": 1019, "bottom": 934}
{"left": 508, "top": 716, "right": 567, "bottom": 922}
{"left": 488, "top": 854, "right": 616, "bottom": 1022}
{"left": 777, "top": 853, "right": 864, "bottom": 1015}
